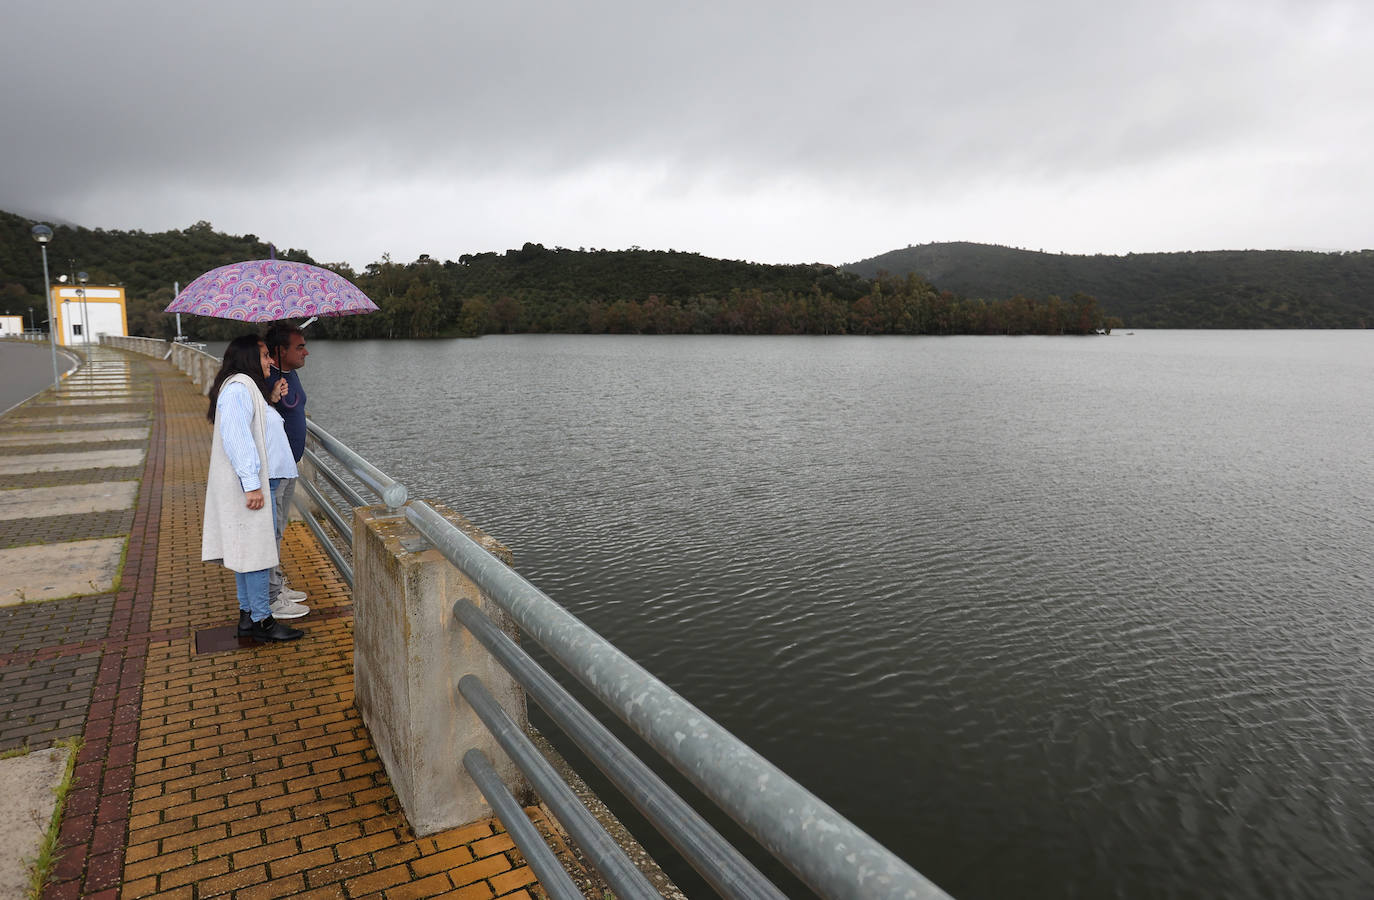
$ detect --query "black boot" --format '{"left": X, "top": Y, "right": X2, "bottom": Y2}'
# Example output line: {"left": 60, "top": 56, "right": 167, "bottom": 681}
{"left": 251, "top": 615, "right": 304, "bottom": 642}
{"left": 237, "top": 610, "right": 253, "bottom": 637}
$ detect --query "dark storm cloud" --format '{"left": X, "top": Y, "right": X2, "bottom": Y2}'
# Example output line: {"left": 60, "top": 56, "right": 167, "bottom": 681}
{"left": 2, "top": 0, "right": 1370, "bottom": 264}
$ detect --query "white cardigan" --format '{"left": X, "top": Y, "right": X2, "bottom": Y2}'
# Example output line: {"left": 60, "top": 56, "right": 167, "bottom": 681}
{"left": 202, "top": 374, "right": 279, "bottom": 573}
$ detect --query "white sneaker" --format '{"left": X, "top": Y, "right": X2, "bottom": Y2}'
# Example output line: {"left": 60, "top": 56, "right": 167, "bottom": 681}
{"left": 270, "top": 597, "right": 310, "bottom": 619}
{"left": 280, "top": 587, "right": 308, "bottom": 602}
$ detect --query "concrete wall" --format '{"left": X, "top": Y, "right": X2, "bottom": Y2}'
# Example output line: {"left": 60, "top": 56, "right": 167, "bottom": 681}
{"left": 353, "top": 502, "right": 530, "bottom": 835}
{"left": 167, "top": 342, "right": 219, "bottom": 394}
{"left": 52, "top": 287, "right": 127, "bottom": 346}
{"left": 104, "top": 337, "right": 217, "bottom": 395}
{"left": 103, "top": 336, "right": 168, "bottom": 358}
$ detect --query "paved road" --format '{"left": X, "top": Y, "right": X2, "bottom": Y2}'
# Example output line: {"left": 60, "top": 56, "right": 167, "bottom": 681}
{"left": 0, "top": 340, "right": 76, "bottom": 414}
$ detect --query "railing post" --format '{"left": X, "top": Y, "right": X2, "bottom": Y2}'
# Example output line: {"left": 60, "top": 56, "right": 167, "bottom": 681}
{"left": 352, "top": 500, "right": 530, "bottom": 834}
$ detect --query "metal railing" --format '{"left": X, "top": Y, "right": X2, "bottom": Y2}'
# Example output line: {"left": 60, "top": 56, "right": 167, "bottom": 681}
{"left": 103, "top": 334, "right": 953, "bottom": 899}
{"left": 407, "top": 500, "right": 951, "bottom": 900}
{"left": 306, "top": 438, "right": 950, "bottom": 898}
{"left": 292, "top": 419, "right": 409, "bottom": 588}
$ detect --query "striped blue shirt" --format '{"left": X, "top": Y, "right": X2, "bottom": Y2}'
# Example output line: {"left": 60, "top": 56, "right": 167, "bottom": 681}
{"left": 217, "top": 381, "right": 299, "bottom": 491}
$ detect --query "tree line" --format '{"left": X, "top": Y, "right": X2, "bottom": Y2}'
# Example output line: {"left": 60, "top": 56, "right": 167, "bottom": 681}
{"left": 848, "top": 241, "right": 1374, "bottom": 328}
{"left": 285, "top": 246, "right": 1114, "bottom": 340}
{"left": 0, "top": 211, "right": 1115, "bottom": 340}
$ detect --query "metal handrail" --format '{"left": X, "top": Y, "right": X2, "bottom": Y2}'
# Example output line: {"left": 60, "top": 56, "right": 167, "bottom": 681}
{"left": 295, "top": 452, "right": 672, "bottom": 893}
{"left": 462, "top": 749, "right": 584, "bottom": 900}
{"left": 460, "top": 675, "right": 661, "bottom": 899}
{"left": 452, "top": 598, "right": 785, "bottom": 900}
{"left": 305, "top": 420, "right": 407, "bottom": 509}
{"left": 294, "top": 428, "right": 407, "bottom": 588}
{"left": 407, "top": 499, "right": 951, "bottom": 900}
{"left": 295, "top": 468, "right": 355, "bottom": 542}
{"left": 302, "top": 447, "right": 369, "bottom": 510}
{"left": 291, "top": 475, "right": 355, "bottom": 587}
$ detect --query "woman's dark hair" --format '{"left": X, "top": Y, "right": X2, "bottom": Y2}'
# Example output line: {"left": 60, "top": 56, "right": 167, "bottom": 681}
{"left": 206, "top": 334, "right": 269, "bottom": 422}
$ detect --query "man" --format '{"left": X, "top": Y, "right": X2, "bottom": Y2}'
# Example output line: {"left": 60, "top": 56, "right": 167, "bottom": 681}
{"left": 263, "top": 323, "right": 311, "bottom": 619}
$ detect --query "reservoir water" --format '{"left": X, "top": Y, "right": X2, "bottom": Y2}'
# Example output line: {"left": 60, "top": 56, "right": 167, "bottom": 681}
{"left": 305, "top": 331, "right": 1374, "bottom": 898}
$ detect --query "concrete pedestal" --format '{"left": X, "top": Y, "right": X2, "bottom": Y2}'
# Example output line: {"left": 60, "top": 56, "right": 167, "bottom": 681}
{"left": 353, "top": 502, "right": 529, "bottom": 835}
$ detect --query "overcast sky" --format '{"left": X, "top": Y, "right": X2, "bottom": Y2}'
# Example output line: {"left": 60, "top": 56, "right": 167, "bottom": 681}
{"left": 4, "top": 0, "right": 1371, "bottom": 268}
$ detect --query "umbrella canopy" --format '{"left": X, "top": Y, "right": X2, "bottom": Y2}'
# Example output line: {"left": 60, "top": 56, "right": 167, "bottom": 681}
{"left": 165, "top": 259, "right": 378, "bottom": 322}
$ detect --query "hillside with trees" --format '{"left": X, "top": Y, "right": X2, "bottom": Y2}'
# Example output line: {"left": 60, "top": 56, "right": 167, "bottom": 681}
{"left": 0, "top": 210, "right": 1113, "bottom": 338}
{"left": 846, "top": 242, "right": 1374, "bottom": 328}
{"left": 0, "top": 210, "right": 314, "bottom": 338}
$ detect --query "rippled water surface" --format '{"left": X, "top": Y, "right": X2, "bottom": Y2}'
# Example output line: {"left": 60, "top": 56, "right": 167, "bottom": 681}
{"left": 307, "top": 331, "right": 1374, "bottom": 898}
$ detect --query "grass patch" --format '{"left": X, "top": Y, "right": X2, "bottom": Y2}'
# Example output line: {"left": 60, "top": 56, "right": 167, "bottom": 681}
{"left": 110, "top": 528, "right": 133, "bottom": 595}
{"left": 26, "top": 736, "right": 82, "bottom": 900}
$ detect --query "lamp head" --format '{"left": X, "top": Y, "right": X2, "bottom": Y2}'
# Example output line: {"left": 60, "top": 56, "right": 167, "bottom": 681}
{"left": 77, "top": 272, "right": 88, "bottom": 284}
{"left": 30, "top": 224, "right": 53, "bottom": 245}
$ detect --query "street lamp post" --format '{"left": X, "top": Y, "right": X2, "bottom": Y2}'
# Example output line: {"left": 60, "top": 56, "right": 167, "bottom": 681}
{"left": 30, "top": 224, "right": 60, "bottom": 390}
{"left": 77, "top": 271, "right": 91, "bottom": 344}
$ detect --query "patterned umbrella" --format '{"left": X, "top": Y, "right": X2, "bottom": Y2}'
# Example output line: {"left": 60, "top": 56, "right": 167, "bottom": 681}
{"left": 165, "top": 259, "right": 378, "bottom": 322}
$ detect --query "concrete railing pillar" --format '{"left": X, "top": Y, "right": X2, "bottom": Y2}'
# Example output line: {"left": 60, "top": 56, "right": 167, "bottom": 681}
{"left": 352, "top": 502, "right": 530, "bottom": 835}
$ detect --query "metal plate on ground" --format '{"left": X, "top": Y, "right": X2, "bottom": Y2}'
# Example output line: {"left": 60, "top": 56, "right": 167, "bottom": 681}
{"left": 195, "top": 624, "right": 255, "bottom": 654}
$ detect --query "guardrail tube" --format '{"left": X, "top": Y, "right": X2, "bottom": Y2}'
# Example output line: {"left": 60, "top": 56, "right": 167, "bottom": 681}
{"left": 453, "top": 598, "right": 787, "bottom": 900}
{"left": 408, "top": 501, "right": 951, "bottom": 900}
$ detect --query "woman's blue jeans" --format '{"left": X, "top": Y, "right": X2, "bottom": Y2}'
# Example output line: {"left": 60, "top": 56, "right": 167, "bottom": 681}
{"left": 236, "top": 478, "right": 285, "bottom": 622}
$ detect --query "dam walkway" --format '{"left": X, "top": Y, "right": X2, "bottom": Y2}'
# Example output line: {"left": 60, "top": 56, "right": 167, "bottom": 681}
{"left": 0, "top": 345, "right": 587, "bottom": 899}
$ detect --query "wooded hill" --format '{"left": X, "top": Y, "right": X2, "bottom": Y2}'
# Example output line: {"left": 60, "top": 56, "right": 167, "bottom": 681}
{"left": 845, "top": 242, "right": 1374, "bottom": 328}
{"left": 6, "top": 208, "right": 1369, "bottom": 334}
{"left": 0, "top": 210, "right": 1112, "bottom": 338}
{"left": 0, "top": 211, "right": 313, "bottom": 338}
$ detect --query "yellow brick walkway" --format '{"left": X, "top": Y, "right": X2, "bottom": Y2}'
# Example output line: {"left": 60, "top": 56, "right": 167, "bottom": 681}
{"left": 73, "top": 354, "right": 585, "bottom": 898}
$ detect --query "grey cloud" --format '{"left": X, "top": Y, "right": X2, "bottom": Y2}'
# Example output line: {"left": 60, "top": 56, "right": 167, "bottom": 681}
{"left": 3, "top": 0, "right": 1371, "bottom": 262}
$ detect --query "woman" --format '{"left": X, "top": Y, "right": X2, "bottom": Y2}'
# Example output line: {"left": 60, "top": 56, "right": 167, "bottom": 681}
{"left": 202, "top": 334, "right": 304, "bottom": 642}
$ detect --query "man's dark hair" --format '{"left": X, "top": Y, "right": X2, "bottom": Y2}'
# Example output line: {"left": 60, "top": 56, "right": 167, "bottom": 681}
{"left": 263, "top": 323, "right": 303, "bottom": 356}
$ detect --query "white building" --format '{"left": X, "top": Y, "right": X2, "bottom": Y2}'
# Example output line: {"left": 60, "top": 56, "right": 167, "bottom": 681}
{"left": 50, "top": 285, "right": 128, "bottom": 346}
{"left": 0, "top": 315, "right": 23, "bottom": 336}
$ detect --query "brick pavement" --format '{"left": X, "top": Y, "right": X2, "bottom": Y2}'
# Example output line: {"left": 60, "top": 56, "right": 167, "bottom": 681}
{"left": 0, "top": 349, "right": 594, "bottom": 900}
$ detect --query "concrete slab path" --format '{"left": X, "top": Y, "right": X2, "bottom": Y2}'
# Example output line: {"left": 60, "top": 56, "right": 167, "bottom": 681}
{"left": 0, "top": 538, "right": 127, "bottom": 605}
{"left": 0, "top": 345, "right": 598, "bottom": 899}
{"left": 0, "top": 482, "right": 141, "bottom": 518}
{"left": 0, "top": 449, "right": 146, "bottom": 476}
{"left": 0, "top": 430, "right": 148, "bottom": 447}
{"left": 0, "top": 746, "right": 71, "bottom": 900}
